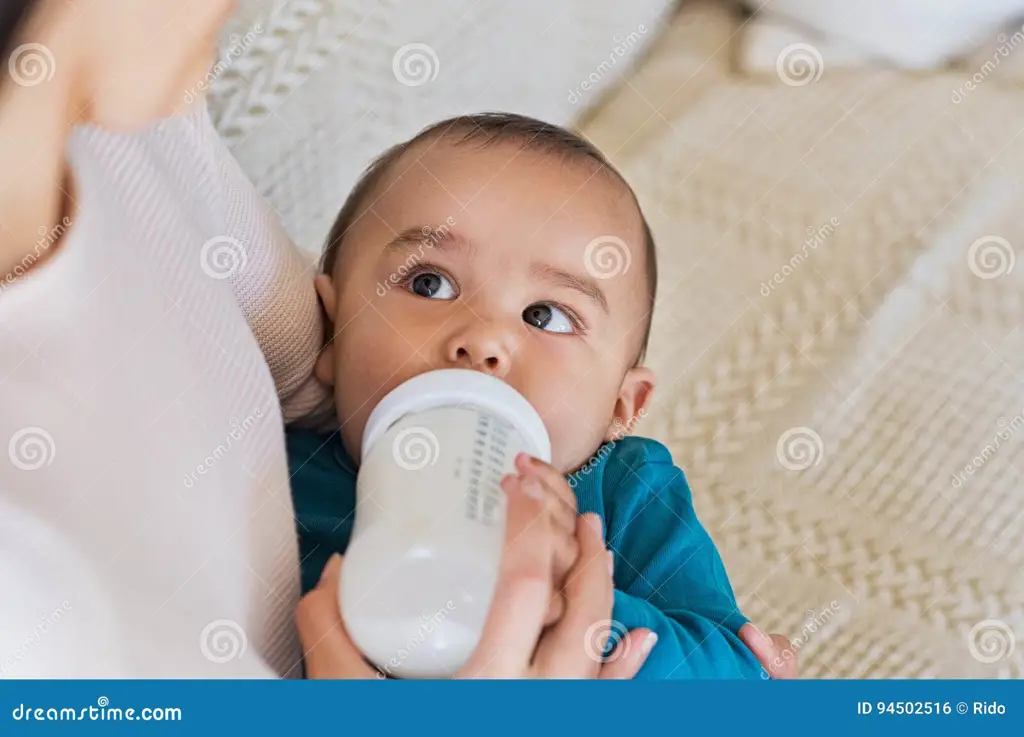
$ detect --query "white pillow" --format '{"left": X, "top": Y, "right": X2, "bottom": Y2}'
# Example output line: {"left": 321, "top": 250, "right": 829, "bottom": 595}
{"left": 749, "top": 0, "right": 1024, "bottom": 68}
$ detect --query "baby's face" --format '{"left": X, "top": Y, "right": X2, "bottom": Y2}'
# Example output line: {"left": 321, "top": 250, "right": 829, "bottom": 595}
{"left": 315, "top": 139, "right": 654, "bottom": 472}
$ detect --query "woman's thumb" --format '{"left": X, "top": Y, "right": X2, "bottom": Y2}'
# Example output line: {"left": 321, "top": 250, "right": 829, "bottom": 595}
{"left": 295, "top": 554, "right": 377, "bottom": 679}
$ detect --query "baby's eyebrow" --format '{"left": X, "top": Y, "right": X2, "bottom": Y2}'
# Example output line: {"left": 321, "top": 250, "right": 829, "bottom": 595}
{"left": 383, "top": 225, "right": 473, "bottom": 255}
{"left": 531, "top": 263, "right": 609, "bottom": 313}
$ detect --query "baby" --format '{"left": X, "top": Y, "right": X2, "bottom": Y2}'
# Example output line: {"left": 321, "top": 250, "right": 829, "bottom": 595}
{"left": 286, "top": 113, "right": 764, "bottom": 679}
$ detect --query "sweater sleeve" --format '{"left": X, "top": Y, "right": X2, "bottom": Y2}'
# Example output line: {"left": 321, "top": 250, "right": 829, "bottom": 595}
{"left": 605, "top": 444, "right": 765, "bottom": 679}
{"left": 186, "top": 103, "right": 331, "bottom": 424}
{"left": 0, "top": 105, "right": 301, "bottom": 677}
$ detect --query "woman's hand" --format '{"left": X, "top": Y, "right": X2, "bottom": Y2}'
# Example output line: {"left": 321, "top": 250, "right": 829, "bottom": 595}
{"left": 738, "top": 624, "right": 799, "bottom": 679}
{"left": 296, "top": 481, "right": 655, "bottom": 679}
{"left": 504, "top": 452, "right": 580, "bottom": 625}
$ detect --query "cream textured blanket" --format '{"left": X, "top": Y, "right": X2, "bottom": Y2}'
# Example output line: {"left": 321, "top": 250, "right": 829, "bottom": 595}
{"left": 210, "top": 0, "right": 1024, "bottom": 678}
{"left": 210, "top": 0, "right": 673, "bottom": 252}
{"left": 584, "top": 2, "right": 1024, "bottom": 678}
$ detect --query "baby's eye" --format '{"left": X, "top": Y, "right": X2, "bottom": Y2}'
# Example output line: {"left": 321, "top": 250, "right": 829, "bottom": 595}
{"left": 407, "top": 270, "right": 456, "bottom": 300}
{"left": 523, "top": 303, "right": 575, "bottom": 334}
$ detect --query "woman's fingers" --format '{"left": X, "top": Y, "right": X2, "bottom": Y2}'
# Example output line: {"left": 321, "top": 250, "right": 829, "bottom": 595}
{"left": 531, "top": 513, "right": 613, "bottom": 678}
{"left": 515, "top": 454, "right": 576, "bottom": 533}
{"left": 767, "top": 633, "right": 798, "bottom": 679}
{"left": 506, "top": 459, "right": 579, "bottom": 622}
{"left": 508, "top": 456, "right": 579, "bottom": 627}
{"left": 598, "top": 628, "right": 658, "bottom": 680}
{"left": 545, "top": 503, "right": 580, "bottom": 581}
{"left": 738, "top": 624, "right": 798, "bottom": 679}
{"left": 295, "top": 554, "right": 377, "bottom": 679}
{"left": 459, "top": 476, "right": 553, "bottom": 678}
{"left": 542, "top": 592, "right": 567, "bottom": 626}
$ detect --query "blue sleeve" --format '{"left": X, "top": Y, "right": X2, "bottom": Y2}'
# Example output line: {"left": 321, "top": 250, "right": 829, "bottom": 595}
{"left": 604, "top": 441, "right": 765, "bottom": 679}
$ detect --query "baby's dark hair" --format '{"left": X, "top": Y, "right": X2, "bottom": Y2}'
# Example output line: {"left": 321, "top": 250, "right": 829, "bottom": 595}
{"left": 321, "top": 112, "right": 657, "bottom": 363}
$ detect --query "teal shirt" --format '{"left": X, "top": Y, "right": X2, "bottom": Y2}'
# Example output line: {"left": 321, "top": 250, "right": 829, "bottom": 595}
{"left": 286, "top": 430, "right": 765, "bottom": 679}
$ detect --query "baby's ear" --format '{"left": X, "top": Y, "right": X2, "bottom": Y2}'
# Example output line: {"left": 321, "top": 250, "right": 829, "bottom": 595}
{"left": 313, "top": 274, "right": 337, "bottom": 387}
{"left": 315, "top": 273, "right": 338, "bottom": 318}
{"left": 606, "top": 366, "right": 655, "bottom": 442}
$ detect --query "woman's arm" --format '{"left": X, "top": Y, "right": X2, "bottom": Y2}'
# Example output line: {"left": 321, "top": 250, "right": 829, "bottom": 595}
{"left": 180, "top": 103, "right": 330, "bottom": 423}
{"left": 0, "top": 0, "right": 304, "bottom": 679}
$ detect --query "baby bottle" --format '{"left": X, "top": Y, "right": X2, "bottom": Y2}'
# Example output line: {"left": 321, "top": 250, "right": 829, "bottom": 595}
{"left": 339, "top": 368, "right": 551, "bottom": 678}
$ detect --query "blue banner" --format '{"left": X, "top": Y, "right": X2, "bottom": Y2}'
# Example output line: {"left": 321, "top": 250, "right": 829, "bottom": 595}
{"left": 1, "top": 680, "right": 1021, "bottom": 735}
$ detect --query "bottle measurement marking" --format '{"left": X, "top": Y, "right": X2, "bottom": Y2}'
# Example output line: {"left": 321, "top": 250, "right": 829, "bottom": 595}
{"left": 465, "top": 414, "right": 513, "bottom": 525}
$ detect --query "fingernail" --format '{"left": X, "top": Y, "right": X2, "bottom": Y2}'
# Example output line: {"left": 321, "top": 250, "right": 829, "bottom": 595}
{"left": 641, "top": 632, "right": 658, "bottom": 655}
{"left": 586, "top": 513, "right": 603, "bottom": 537}
{"left": 320, "top": 553, "right": 340, "bottom": 584}
{"left": 522, "top": 477, "right": 544, "bottom": 500}
{"left": 606, "top": 550, "right": 615, "bottom": 577}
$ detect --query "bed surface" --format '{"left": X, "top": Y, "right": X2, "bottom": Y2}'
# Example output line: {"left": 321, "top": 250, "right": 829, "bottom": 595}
{"left": 210, "top": 0, "right": 1024, "bottom": 678}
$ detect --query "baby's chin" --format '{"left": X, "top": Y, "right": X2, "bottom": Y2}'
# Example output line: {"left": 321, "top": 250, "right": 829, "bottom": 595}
{"left": 547, "top": 436, "right": 605, "bottom": 476}
{"left": 545, "top": 413, "right": 622, "bottom": 474}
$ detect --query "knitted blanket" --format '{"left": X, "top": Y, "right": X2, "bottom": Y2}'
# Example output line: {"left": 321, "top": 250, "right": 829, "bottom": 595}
{"left": 208, "top": 0, "right": 673, "bottom": 252}
{"left": 209, "top": 0, "right": 1024, "bottom": 678}
{"left": 583, "top": 1, "right": 1024, "bottom": 678}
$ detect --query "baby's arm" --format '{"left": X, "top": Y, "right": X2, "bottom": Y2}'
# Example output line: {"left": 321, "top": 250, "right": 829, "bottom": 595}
{"left": 599, "top": 440, "right": 765, "bottom": 679}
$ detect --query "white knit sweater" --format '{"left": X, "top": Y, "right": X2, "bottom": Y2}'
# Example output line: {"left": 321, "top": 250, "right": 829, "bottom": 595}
{"left": 0, "top": 105, "right": 323, "bottom": 677}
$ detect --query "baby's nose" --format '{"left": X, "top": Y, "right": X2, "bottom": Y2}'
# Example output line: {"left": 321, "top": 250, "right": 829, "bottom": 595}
{"left": 444, "top": 322, "right": 515, "bottom": 378}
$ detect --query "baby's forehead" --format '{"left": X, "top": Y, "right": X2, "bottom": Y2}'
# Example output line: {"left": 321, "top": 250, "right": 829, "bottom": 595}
{"left": 382, "top": 136, "right": 641, "bottom": 230}
{"left": 387, "top": 136, "right": 645, "bottom": 263}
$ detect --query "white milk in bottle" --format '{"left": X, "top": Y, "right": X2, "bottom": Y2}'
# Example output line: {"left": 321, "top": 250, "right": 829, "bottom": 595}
{"left": 340, "top": 369, "right": 550, "bottom": 678}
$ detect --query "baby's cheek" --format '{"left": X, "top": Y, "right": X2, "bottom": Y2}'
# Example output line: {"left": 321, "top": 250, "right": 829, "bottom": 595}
{"left": 333, "top": 319, "right": 398, "bottom": 408}
{"left": 541, "top": 402, "right": 610, "bottom": 474}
